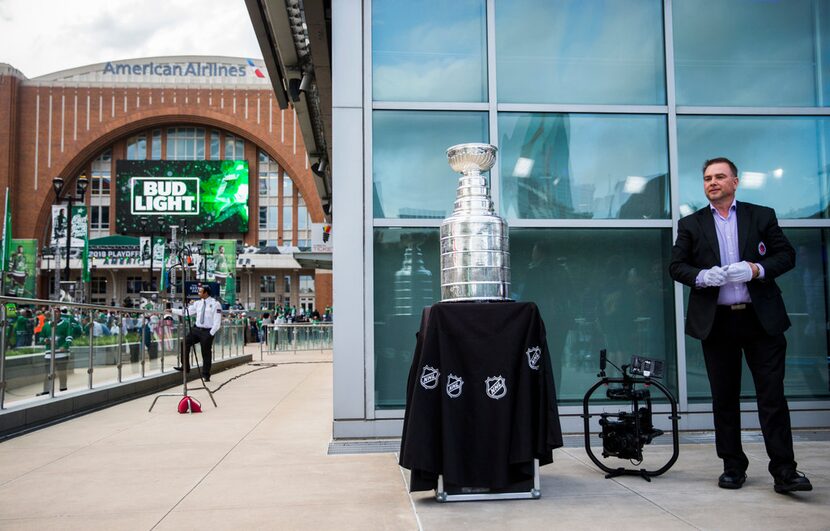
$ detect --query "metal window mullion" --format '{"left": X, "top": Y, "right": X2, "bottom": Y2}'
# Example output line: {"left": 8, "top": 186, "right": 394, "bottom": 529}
{"left": 676, "top": 106, "right": 830, "bottom": 116}
{"left": 665, "top": 0, "right": 689, "bottom": 412}
{"left": 486, "top": 0, "right": 500, "bottom": 212}
{"left": 506, "top": 219, "right": 673, "bottom": 229}
{"left": 778, "top": 219, "right": 830, "bottom": 228}
{"left": 497, "top": 103, "right": 668, "bottom": 115}
{"left": 371, "top": 101, "right": 489, "bottom": 111}
{"left": 364, "top": 0, "right": 376, "bottom": 419}
{"left": 371, "top": 218, "right": 673, "bottom": 229}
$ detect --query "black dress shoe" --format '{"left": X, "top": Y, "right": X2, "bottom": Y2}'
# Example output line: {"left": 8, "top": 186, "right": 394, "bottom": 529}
{"left": 774, "top": 470, "right": 812, "bottom": 493}
{"left": 36, "top": 391, "right": 49, "bottom": 396}
{"left": 203, "top": 376, "right": 210, "bottom": 382}
{"left": 173, "top": 366, "right": 183, "bottom": 371}
{"left": 59, "top": 387, "right": 67, "bottom": 392}
{"left": 718, "top": 471, "right": 747, "bottom": 489}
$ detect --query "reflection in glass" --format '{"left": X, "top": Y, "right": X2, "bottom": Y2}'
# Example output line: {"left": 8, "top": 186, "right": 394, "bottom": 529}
{"left": 499, "top": 113, "right": 669, "bottom": 219}
{"left": 511, "top": 228, "right": 677, "bottom": 403}
{"left": 677, "top": 116, "right": 830, "bottom": 219}
{"left": 372, "top": 0, "right": 487, "bottom": 102}
{"left": 686, "top": 229, "right": 830, "bottom": 402}
{"left": 373, "top": 111, "right": 488, "bottom": 219}
{"left": 496, "top": 0, "right": 666, "bottom": 104}
{"left": 374, "top": 228, "right": 440, "bottom": 408}
{"left": 673, "top": 0, "right": 830, "bottom": 107}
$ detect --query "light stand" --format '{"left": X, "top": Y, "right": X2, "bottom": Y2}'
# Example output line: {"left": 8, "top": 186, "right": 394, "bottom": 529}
{"left": 148, "top": 238, "right": 217, "bottom": 412}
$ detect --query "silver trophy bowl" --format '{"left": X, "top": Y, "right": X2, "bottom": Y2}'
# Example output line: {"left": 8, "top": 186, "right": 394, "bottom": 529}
{"left": 440, "top": 143, "right": 510, "bottom": 302}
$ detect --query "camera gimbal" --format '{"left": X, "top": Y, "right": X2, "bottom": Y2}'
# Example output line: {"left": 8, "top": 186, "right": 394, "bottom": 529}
{"left": 582, "top": 349, "right": 680, "bottom": 481}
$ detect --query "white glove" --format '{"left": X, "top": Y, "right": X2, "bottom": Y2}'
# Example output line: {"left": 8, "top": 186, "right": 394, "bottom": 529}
{"left": 724, "top": 261, "right": 753, "bottom": 283}
{"left": 702, "top": 266, "right": 728, "bottom": 287}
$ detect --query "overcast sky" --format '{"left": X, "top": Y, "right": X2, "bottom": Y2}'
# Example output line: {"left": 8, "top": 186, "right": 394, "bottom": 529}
{"left": 0, "top": 0, "right": 263, "bottom": 78}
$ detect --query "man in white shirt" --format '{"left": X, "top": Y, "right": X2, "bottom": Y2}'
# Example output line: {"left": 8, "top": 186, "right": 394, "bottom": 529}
{"left": 172, "top": 284, "right": 222, "bottom": 381}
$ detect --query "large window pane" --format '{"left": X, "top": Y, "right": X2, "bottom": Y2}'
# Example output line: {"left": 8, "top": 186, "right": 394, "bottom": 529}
{"left": 496, "top": 0, "right": 666, "bottom": 104}
{"left": 686, "top": 228, "right": 830, "bottom": 402}
{"left": 500, "top": 113, "right": 669, "bottom": 219}
{"left": 677, "top": 116, "right": 830, "bottom": 219}
{"left": 674, "top": 0, "right": 830, "bottom": 106}
{"left": 372, "top": 0, "right": 487, "bottom": 102}
{"left": 511, "top": 228, "right": 677, "bottom": 403}
{"left": 373, "top": 111, "right": 488, "bottom": 218}
{"left": 374, "top": 228, "right": 441, "bottom": 409}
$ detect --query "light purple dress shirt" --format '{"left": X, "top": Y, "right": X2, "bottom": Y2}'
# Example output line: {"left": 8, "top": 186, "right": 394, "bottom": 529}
{"left": 694, "top": 200, "right": 765, "bottom": 304}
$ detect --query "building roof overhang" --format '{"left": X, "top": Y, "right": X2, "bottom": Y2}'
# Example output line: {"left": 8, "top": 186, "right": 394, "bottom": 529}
{"left": 245, "top": 0, "right": 332, "bottom": 222}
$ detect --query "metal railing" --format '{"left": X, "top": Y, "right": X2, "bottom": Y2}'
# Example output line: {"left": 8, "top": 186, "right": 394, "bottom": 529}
{"left": 0, "top": 295, "right": 246, "bottom": 410}
{"left": 260, "top": 322, "right": 333, "bottom": 358}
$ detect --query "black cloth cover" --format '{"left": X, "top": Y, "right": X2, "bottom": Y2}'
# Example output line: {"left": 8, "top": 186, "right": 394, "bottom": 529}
{"left": 399, "top": 301, "right": 563, "bottom": 491}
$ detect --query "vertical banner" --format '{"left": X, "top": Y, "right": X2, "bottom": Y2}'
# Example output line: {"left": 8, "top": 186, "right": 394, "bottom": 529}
{"left": 51, "top": 205, "right": 68, "bottom": 249}
{"left": 139, "top": 237, "right": 151, "bottom": 265}
{"left": 5, "top": 239, "right": 36, "bottom": 298}
{"left": 203, "top": 239, "right": 236, "bottom": 304}
{"left": 51, "top": 205, "right": 87, "bottom": 252}
{"left": 72, "top": 205, "right": 89, "bottom": 282}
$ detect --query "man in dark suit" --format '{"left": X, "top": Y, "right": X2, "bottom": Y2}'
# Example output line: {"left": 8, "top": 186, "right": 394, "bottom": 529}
{"left": 670, "top": 157, "right": 812, "bottom": 494}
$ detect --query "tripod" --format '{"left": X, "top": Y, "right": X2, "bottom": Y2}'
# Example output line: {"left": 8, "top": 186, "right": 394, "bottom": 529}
{"left": 149, "top": 242, "right": 217, "bottom": 412}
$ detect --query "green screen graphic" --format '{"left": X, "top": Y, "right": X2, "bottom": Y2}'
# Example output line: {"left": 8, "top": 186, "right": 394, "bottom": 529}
{"left": 116, "top": 160, "right": 249, "bottom": 233}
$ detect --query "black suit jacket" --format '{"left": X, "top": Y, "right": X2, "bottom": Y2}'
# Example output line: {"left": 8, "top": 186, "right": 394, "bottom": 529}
{"left": 669, "top": 201, "right": 795, "bottom": 340}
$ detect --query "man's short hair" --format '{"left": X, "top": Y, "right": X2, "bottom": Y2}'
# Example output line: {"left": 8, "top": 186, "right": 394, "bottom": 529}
{"left": 199, "top": 284, "right": 212, "bottom": 296}
{"left": 702, "top": 157, "right": 738, "bottom": 178}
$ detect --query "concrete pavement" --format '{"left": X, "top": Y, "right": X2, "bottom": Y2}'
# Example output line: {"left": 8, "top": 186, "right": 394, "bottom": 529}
{"left": 0, "top": 346, "right": 827, "bottom": 530}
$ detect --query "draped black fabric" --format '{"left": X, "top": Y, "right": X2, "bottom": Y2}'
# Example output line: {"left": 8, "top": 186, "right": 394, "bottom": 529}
{"left": 399, "top": 301, "right": 563, "bottom": 492}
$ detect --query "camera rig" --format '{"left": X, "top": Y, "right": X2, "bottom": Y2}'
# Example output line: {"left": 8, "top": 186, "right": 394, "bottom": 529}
{"left": 581, "top": 349, "right": 680, "bottom": 481}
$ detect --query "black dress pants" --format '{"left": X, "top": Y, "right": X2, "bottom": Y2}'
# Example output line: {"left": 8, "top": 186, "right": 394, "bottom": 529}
{"left": 182, "top": 327, "right": 214, "bottom": 378}
{"left": 701, "top": 305, "right": 796, "bottom": 476}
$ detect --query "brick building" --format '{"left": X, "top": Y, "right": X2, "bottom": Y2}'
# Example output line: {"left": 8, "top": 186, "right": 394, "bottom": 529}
{"left": 0, "top": 56, "right": 331, "bottom": 312}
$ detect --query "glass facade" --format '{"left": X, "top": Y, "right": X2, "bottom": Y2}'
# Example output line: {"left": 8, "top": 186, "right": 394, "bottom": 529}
{"left": 373, "top": 110, "right": 488, "bottom": 219}
{"left": 496, "top": 0, "right": 666, "bottom": 104}
{"left": 673, "top": 0, "right": 830, "bottom": 107}
{"left": 372, "top": 0, "right": 487, "bottom": 102}
{"left": 499, "top": 113, "right": 669, "bottom": 219}
{"left": 366, "top": 0, "right": 830, "bottom": 412}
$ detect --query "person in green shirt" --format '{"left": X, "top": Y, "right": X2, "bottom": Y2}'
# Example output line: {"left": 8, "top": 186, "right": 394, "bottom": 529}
{"left": 14, "top": 308, "right": 34, "bottom": 348}
{"left": 36, "top": 307, "right": 83, "bottom": 395}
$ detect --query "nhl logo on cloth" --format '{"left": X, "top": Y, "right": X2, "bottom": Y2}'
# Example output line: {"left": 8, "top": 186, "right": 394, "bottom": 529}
{"left": 446, "top": 373, "right": 464, "bottom": 398}
{"left": 420, "top": 365, "right": 440, "bottom": 390}
{"left": 485, "top": 376, "right": 507, "bottom": 400}
{"left": 526, "top": 346, "right": 542, "bottom": 370}
{"left": 758, "top": 241, "right": 767, "bottom": 256}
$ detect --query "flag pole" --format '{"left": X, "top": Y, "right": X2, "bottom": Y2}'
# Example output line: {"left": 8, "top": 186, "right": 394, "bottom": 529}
{"left": 0, "top": 187, "right": 10, "bottom": 408}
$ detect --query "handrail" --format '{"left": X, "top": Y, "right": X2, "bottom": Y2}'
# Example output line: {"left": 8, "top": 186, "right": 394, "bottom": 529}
{"left": 259, "top": 322, "right": 333, "bottom": 358}
{"left": 0, "top": 295, "right": 247, "bottom": 410}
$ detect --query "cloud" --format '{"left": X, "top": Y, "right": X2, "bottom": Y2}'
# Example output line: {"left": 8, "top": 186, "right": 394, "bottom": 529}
{"left": 0, "top": 0, "right": 262, "bottom": 78}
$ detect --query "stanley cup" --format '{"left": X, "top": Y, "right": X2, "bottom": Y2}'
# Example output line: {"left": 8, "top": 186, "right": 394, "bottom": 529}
{"left": 440, "top": 143, "right": 510, "bottom": 301}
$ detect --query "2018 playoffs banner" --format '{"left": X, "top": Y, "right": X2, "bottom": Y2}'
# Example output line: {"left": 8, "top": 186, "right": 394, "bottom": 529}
{"left": 202, "top": 239, "right": 236, "bottom": 304}
{"left": 5, "top": 239, "right": 37, "bottom": 298}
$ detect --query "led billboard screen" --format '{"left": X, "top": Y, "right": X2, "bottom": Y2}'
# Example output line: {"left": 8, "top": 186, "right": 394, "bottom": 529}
{"left": 115, "top": 160, "right": 249, "bottom": 234}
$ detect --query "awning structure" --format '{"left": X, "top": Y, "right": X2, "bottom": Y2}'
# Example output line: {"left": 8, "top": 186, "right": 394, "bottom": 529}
{"left": 293, "top": 251, "right": 332, "bottom": 270}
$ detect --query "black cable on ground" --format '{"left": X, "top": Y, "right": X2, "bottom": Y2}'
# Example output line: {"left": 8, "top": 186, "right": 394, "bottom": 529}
{"left": 207, "top": 359, "right": 330, "bottom": 393}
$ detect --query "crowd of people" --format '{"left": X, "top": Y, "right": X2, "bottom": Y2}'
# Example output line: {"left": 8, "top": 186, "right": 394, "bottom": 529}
{"left": 238, "top": 304, "right": 332, "bottom": 344}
